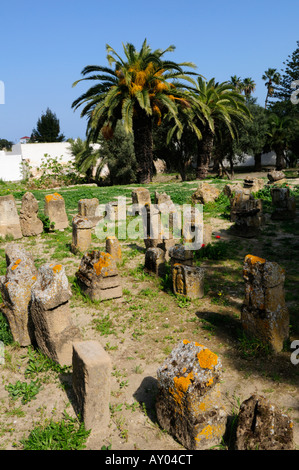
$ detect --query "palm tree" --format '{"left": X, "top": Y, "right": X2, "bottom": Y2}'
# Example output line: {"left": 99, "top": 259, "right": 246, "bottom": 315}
{"left": 262, "top": 68, "right": 281, "bottom": 109}
{"left": 71, "top": 39, "right": 197, "bottom": 183}
{"left": 241, "top": 77, "right": 256, "bottom": 98}
{"left": 230, "top": 75, "right": 243, "bottom": 93}
{"left": 266, "top": 113, "right": 293, "bottom": 170}
{"left": 187, "top": 77, "right": 251, "bottom": 179}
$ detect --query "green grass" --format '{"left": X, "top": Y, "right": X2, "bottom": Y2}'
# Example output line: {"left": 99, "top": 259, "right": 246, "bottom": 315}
{"left": 5, "top": 379, "right": 42, "bottom": 404}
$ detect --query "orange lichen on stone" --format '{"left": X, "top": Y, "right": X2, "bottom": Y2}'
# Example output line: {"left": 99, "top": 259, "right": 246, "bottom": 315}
{"left": 45, "top": 192, "right": 63, "bottom": 203}
{"left": 183, "top": 339, "right": 190, "bottom": 345}
{"left": 245, "top": 254, "right": 266, "bottom": 265}
{"left": 197, "top": 348, "right": 218, "bottom": 370}
{"left": 93, "top": 253, "right": 112, "bottom": 276}
{"left": 206, "top": 377, "right": 214, "bottom": 387}
{"left": 52, "top": 264, "right": 62, "bottom": 273}
{"left": 170, "top": 372, "right": 194, "bottom": 405}
{"left": 195, "top": 424, "right": 214, "bottom": 441}
{"left": 32, "top": 276, "right": 37, "bottom": 281}
{"left": 11, "top": 259, "right": 21, "bottom": 270}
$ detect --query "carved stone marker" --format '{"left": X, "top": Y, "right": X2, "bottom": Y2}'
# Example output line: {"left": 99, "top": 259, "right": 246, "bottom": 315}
{"left": 235, "top": 394, "right": 294, "bottom": 450}
{"left": 156, "top": 340, "right": 226, "bottom": 450}
{"left": 271, "top": 187, "right": 296, "bottom": 220}
{"left": 172, "top": 263, "right": 205, "bottom": 299}
{"left": 105, "top": 235, "right": 122, "bottom": 263}
{"left": 71, "top": 215, "right": 93, "bottom": 254}
{"left": 78, "top": 198, "right": 101, "bottom": 227}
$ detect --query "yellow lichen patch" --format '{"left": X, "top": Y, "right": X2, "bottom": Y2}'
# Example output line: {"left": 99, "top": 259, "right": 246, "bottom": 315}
{"left": 45, "top": 192, "right": 63, "bottom": 203}
{"left": 52, "top": 264, "right": 62, "bottom": 273}
{"left": 93, "top": 253, "right": 112, "bottom": 276}
{"left": 245, "top": 254, "right": 266, "bottom": 265}
{"left": 194, "top": 342, "right": 204, "bottom": 347}
{"left": 197, "top": 348, "right": 218, "bottom": 370}
{"left": 206, "top": 377, "right": 214, "bottom": 387}
{"left": 170, "top": 372, "right": 194, "bottom": 405}
{"left": 32, "top": 276, "right": 37, "bottom": 281}
{"left": 183, "top": 339, "right": 190, "bottom": 345}
{"left": 11, "top": 259, "right": 21, "bottom": 270}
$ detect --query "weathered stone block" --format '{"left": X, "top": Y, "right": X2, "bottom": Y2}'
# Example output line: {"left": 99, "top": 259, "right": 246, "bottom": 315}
{"left": 71, "top": 215, "right": 93, "bottom": 254}
{"left": 78, "top": 198, "right": 101, "bottom": 227}
{"left": 19, "top": 192, "right": 43, "bottom": 237}
{"left": 0, "top": 194, "right": 22, "bottom": 240}
{"left": 30, "top": 263, "right": 82, "bottom": 365}
{"left": 169, "top": 244, "right": 194, "bottom": 267}
{"left": 235, "top": 394, "right": 294, "bottom": 450}
{"left": 241, "top": 254, "right": 289, "bottom": 352}
{"left": 0, "top": 245, "right": 37, "bottom": 346}
{"left": 44, "top": 192, "right": 68, "bottom": 231}
{"left": 72, "top": 340, "right": 112, "bottom": 436}
{"left": 172, "top": 263, "right": 204, "bottom": 299}
{"left": 156, "top": 340, "right": 226, "bottom": 450}
{"left": 131, "top": 187, "right": 151, "bottom": 206}
{"left": 75, "top": 251, "right": 122, "bottom": 302}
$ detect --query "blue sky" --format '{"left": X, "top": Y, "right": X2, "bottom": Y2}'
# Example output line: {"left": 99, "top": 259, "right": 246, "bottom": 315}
{"left": 1, "top": 0, "right": 298, "bottom": 143}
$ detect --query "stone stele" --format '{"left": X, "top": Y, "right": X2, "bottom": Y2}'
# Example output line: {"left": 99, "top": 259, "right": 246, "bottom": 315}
{"left": 0, "top": 194, "right": 23, "bottom": 240}
{"left": 156, "top": 339, "right": 227, "bottom": 450}
{"left": 0, "top": 244, "right": 37, "bottom": 346}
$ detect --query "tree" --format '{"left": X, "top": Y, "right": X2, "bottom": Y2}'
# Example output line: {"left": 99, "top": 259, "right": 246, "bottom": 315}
{"left": 71, "top": 39, "right": 197, "bottom": 184}
{"left": 273, "top": 40, "right": 299, "bottom": 105}
{"left": 69, "top": 137, "right": 99, "bottom": 182}
{"left": 230, "top": 75, "right": 243, "bottom": 93}
{"left": 241, "top": 77, "right": 256, "bottom": 98}
{"left": 266, "top": 113, "right": 293, "bottom": 169}
{"left": 188, "top": 77, "right": 250, "bottom": 179}
{"left": 31, "top": 108, "right": 65, "bottom": 142}
{"left": 234, "top": 98, "right": 270, "bottom": 171}
{"left": 262, "top": 68, "right": 281, "bottom": 109}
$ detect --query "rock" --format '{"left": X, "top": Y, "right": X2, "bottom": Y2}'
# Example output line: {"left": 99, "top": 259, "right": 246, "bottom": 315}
{"left": 241, "top": 254, "right": 289, "bottom": 352}
{"left": 172, "top": 263, "right": 205, "bottom": 299}
{"left": 75, "top": 251, "right": 122, "bottom": 302}
{"left": 0, "top": 245, "right": 37, "bottom": 346}
{"left": 235, "top": 394, "right": 294, "bottom": 450}
{"left": 243, "top": 177, "right": 265, "bottom": 193}
{"left": 19, "top": 192, "right": 43, "bottom": 236}
{"left": 30, "top": 263, "right": 82, "bottom": 366}
{"left": 71, "top": 215, "right": 93, "bottom": 254}
{"left": 191, "top": 182, "right": 220, "bottom": 205}
{"left": 0, "top": 194, "right": 23, "bottom": 240}
{"left": 72, "top": 340, "right": 112, "bottom": 437}
{"left": 44, "top": 192, "right": 69, "bottom": 231}
{"left": 222, "top": 183, "right": 243, "bottom": 199}
{"left": 230, "top": 190, "right": 264, "bottom": 238}
{"left": 156, "top": 340, "right": 226, "bottom": 450}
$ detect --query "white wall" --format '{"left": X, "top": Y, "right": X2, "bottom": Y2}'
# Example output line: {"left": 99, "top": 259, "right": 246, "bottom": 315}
{"left": 0, "top": 154, "right": 23, "bottom": 181}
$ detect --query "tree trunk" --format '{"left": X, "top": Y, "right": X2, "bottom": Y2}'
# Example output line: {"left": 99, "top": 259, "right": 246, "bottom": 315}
{"left": 196, "top": 128, "right": 214, "bottom": 179}
{"left": 133, "top": 110, "right": 153, "bottom": 184}
{"left": 274, "top": 147, "right": 286, "bottom": 170}
{"left": 254, "top": 153, "right": 262, "bottom": 171}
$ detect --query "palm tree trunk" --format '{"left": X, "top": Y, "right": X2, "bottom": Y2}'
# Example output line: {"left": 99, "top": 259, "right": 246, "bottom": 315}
{"left": 196, "top": 128, "right": 214, "bottom": 179}
{"left": 133, "top": 110, "right": 153, "bottom": 184}
{"left": 274, "top": 147, "right": 286, "bottom": 170}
